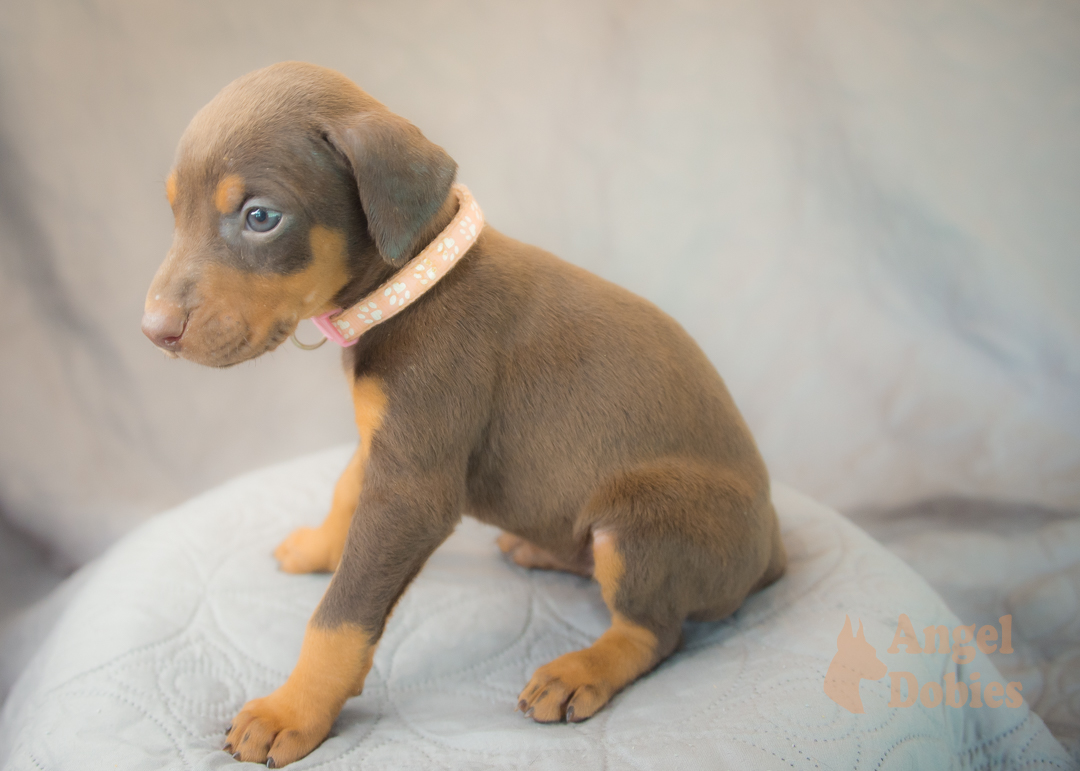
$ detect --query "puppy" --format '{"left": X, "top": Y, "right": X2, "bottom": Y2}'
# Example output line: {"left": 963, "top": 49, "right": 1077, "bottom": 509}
{"left": 143, "top": 62, "right": 786, "bottom": 767}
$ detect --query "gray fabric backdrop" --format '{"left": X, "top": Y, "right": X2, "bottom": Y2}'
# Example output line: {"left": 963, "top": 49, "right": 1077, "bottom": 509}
{"left": 1, "top": 0, "right": 1078, "bottom": 567}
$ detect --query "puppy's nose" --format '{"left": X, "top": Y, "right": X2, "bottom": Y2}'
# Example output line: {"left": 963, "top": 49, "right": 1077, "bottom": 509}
{"left": 141, "top": 309, "right": 187, "bottom": 352}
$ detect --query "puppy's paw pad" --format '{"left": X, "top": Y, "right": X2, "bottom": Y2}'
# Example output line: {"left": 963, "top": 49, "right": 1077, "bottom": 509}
{"left": 274, "top": 527, "right": 335, "bottom": 574}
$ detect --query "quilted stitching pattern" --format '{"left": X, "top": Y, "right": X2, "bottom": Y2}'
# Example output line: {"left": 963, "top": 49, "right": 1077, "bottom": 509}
{"left": 0, "top": 447, "right": 1071, "bottom": 770}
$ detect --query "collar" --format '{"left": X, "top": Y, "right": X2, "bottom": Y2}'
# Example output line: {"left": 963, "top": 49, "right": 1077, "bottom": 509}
{"left": 309, "top": 183, "right": 484, "bottom": 347}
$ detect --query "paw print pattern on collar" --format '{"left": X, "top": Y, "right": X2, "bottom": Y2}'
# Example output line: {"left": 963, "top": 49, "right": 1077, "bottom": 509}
{"left": 312, "top": 184, "right": 484, "bottom": 347}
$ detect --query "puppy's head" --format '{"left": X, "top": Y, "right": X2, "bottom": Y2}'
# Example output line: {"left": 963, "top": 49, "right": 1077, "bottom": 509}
{"left": 142, "top": 62, "right": 456, "bottom": 366}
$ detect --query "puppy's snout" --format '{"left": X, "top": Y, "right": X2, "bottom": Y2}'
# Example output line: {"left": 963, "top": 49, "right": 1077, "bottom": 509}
{"left": 141, "top": 306, "right": 188, "bottom": 353}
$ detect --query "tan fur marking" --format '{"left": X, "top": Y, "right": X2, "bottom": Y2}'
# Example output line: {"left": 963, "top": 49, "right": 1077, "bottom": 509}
{"left": 518, "top": 531, "right": 659, "bottom": 723}
{"left": 275, "top": 377, "right": 388, "bottom": 573}
{"left": 213, "top": 173, "right": 245, "bottom": 214}
{"left": 496, "top": 532, "right": 593, "bottom": 577}
{"left": 589, "top": 613, "right": 659, "bottom": 686}
{"left": 591, "top": 530, "right": 623, "bottom": 609}
{"left": 226, "top": 624, "right": 373, "bottom": 765}
{"left": 287, "top": 624, "right": 374, "bottom": 703}
{"left": 165, "top": 172, "right": 178, "bottom": 206}
{"left": 171, "top": 226, "right": 348, "bottom": 365}
{"left": 352, "top": 375, "right": 389, "bottom": 444}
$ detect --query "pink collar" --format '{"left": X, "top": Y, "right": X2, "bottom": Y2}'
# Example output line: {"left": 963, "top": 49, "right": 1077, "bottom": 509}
{"left": 310, "top": 183, "right": 484, "bottom": 347}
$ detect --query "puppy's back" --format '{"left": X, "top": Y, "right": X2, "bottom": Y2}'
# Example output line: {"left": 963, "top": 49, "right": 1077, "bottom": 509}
{"left": 460, "top": 229, "right": 769, "bottom": 536}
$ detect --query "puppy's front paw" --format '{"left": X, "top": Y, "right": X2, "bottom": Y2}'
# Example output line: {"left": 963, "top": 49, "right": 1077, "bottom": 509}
{"left": 274, "top": 527, "right": 337, "bottom": 574}
{"left": 224, "top": 690, "right": 331, "bottom": 767}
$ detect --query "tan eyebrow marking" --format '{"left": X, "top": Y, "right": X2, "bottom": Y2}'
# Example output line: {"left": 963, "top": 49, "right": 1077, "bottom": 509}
{"left": 165, "top": 172, "right": 178, "bottom": 206}
{"left": 213, "top": 173, "right": 245, "bottom": 214}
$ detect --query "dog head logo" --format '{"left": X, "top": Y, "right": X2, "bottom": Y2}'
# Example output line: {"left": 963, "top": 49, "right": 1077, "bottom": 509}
{"left": 824, "top": 616, "right": 887, "bottom": 714}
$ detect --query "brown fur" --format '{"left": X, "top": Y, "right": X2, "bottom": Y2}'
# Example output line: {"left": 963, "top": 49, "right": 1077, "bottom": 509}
{"left": 144, "top": 61, "right": 787, "bottom": 766}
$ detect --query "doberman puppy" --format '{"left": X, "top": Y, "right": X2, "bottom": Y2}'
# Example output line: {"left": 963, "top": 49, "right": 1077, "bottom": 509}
{"left": 142, "top": 62, "right": 786, "bottom": 767}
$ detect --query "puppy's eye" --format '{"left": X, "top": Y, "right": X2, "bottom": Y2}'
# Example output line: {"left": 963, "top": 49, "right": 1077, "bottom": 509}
{"left": 245, "top": 206, "right": 282, "bottom": 232}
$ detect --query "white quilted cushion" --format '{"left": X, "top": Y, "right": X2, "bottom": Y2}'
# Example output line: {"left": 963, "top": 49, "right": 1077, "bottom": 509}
{"left": 0, "top": 447, "right": 1070, "bottom": 770}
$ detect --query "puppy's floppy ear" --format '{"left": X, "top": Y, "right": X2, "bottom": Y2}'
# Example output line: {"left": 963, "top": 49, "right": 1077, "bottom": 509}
{"left": 326, "top": 111, "right": 457, "bottom": 266}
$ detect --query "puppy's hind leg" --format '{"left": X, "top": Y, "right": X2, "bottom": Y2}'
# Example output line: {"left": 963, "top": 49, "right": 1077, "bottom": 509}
{"left": 496, "top": 532, "right": 594, "bottom": 577}
{"left": 517, "top": 529, "right": 678, "bottom": 722}
{"left": 517, "top": 459, "right": 782, "bottom": 723}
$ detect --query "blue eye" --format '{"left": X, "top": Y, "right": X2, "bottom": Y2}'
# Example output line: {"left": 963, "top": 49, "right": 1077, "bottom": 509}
{"left": 245, "top": 206, "right": 282, "bottom": 232}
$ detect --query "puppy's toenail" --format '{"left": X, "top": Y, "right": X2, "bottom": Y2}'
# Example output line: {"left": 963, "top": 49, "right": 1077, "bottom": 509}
{"left": 566, "top": 706, "right": 575, "bottom": 721}
{"left": 525, "top": 707, "right": 534, "bottom": 718}
{"left": 267, "top": 758, "right": 276, "bottom": 768}
{"left": 233, "top": 752, "right": 241, "bottom": 760}
{"left": 517, "top": 699, "right": 527, "bottom": 711}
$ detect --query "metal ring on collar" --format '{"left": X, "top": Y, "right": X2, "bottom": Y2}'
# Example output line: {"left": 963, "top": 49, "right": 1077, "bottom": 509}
{"left": 290, "top": 330, "right": 327, "bottom": 350}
